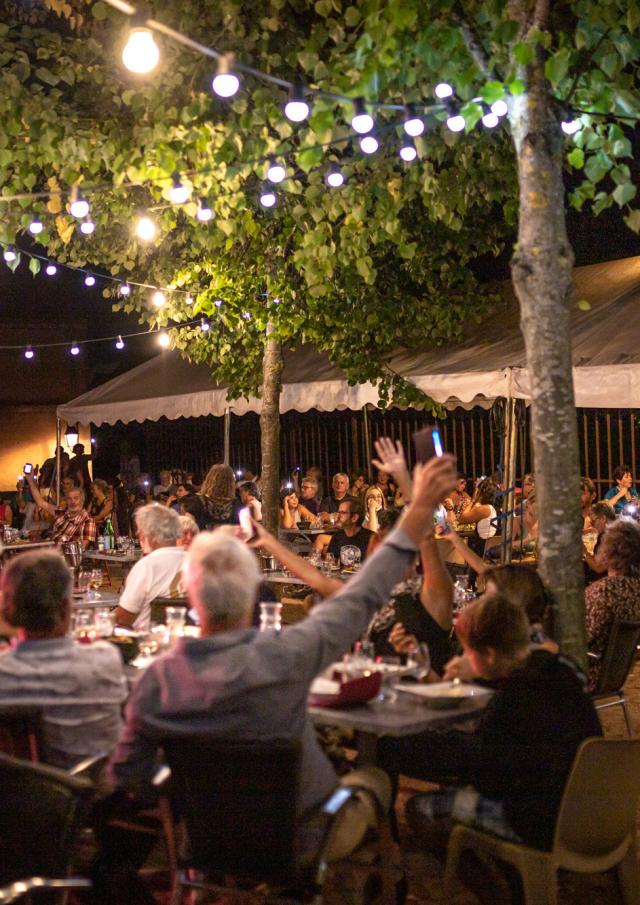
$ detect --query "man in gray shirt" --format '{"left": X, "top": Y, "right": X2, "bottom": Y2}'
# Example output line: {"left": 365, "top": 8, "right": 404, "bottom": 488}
{"left": 0, "top": 550, "right": 127, "bottom": 768}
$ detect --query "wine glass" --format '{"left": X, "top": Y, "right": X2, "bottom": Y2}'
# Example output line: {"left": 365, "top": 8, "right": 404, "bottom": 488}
{"left": 88, "top": 569, "right": 103, "bottom": 600}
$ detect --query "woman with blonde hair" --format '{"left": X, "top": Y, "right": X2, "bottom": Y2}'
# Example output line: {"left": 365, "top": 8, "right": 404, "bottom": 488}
{"left": 199, "top": 464, "right": 241, "bottom": 528}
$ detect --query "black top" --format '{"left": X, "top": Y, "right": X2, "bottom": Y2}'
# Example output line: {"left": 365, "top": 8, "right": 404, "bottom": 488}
{"left": 320, "top": 494, "right": 356, "bottom": 513}
{"left": 327, "top": 527, "right": 373, "bottom": 562}
{"left": 302, "top": 496, "right": 320, "bottom": 515}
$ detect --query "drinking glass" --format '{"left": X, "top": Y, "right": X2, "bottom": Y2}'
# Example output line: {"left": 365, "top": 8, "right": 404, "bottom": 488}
{"left": 164, "top": 606, "right": 187, "bottom": 639}
{"left": 73, "top": 569, "right": 90, "bottom": 598}
{"left": 340, "top": 545, "right": 361, "bottom": 570}
{"left": 72, "top": 609, "right": 95, "bottom": 643}
{"left": 87, "top": 569, "right": 104, "bottom": 601}
{"left": 328, "top": 513, "right": 337, "bottom": 527}
{"left": 259, "top": 602, "right": 282, "bottom": 633}
{"left": 94, "top": 608, "right": 114, "bottom": 638}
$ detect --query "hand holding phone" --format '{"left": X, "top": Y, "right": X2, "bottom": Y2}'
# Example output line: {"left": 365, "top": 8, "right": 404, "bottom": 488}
{"left": 23, "top": 463, "right": 33, "bottom": 475}
{"left": 413, "top": 427, "right": 444, "bottom": 463}
{"left": 238, "top": 507, "right": 258, "bottom": 542}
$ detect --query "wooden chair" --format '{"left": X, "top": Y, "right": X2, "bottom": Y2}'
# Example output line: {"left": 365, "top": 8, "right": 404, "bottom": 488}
{"left": 0, "top": 706, "right": 44, "bottom": 762}
{"left": 444, "top": 738, "right": 640, "bottom": 905}
{"left": 150, "top": 596, "right": 190, "bottom": 626}
{"left": 591, "top": 619, "right": 640, "bottom": 735}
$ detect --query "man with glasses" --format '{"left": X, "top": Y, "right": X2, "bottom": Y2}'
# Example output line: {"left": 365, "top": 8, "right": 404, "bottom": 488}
{"left": 299, "top": 477, "right": 320, "bottom": 516}
{"left": 327, "top": 499, "right": 374, "bottom": 562}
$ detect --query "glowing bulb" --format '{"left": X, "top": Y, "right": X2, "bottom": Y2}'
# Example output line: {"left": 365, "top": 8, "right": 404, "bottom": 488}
{"left": 212, "top": 55, "right": 239, "bottom": 97}
{"left": 24, "top": 346, "right": 34, "bottom": 360}
{"left": 284, "top": 83, "right": 309, "bottom": 122}
{"left": 359, "top": 135, "right": 379, "bottom": 154}
{"left": 152, "top": 290, "right": 166, "bottom": 308}
{"left": 29, "top": 219, "right": 43, "bottom": 235}
{"left": 491, "top": 99, "right": 508, "bottom": 117}
{"left": 403, "top": 104, "right": 424, "bottom": 137}
{"left": 119, "top": 282, "right": 131, "bottom": 296}
{"left": 214, "top": 298, "right": 223, "bottom": 307}
{"left": 158, "top": 332, "right": 171, "bottom": 348}
{"left": 482, "top": 111, "right": 499, "bottom": 128}
{"left": 84, "top": 273, "right": 96, "bottom": 287}
{"left": 115, "top": 335, "right": 125, "bottom": 350}
{"left": 400, "top": 142, "right": 417, "bottom": 162}
{"left": 267, "top": 160, "right": 286, "bottom": 183}
{"left": 434, "top": 82, "right": 454, "bottom": 99}
{"left": 69, "top": 192, "right": 89, "bottom": 219}
{"left": 45, "top": 262, "right": 57, "bottom": 276}
{"left": 260, "top": 190, "right": 276, "bottom": 208}
{"left": 446, "top": 113, "right": 466, "bottom": 132}
{"left": 80, "top": 218, "right": 95, "bottom": 235}
{"left": 122, "top": 27, "right": 160, "bottom": 75}
{"left": 70, "top": 342, "right": 80, "bottom": 356}
{"left": 242, "top": 311, "right": 251, "bottom": 320}
{"left": 326, "top": 169, "right": 344, "bottom": 188}
{"left": 169, "top": 172, "right": 190, "bottom": 204}
{"left": 3, "top": 246, "right": 17, "bottom": 263}
{"left": 200, "top": 318, "right": 210, "bottom": 332}
{"left": 561, "top": 119, "right": 581, "bottom": 135}
{"left": 196, "top": 198, "right": 212, "bottom": 222}
{"left": 185, "top": 295, "right": 193, "bottom": 305}
{"left": 136, "top": 215, "right": 157, "bottom": 241}
{"left": 351, "top": 98, "right": 374, "bottom": 134}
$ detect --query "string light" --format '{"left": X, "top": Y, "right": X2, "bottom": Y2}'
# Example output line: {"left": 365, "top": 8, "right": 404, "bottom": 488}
{"left": 214, "top": 298, "right": 223, "bottom": 307}
{"left": 399, "top": 139, "right": 417, "bottom": 162}
{"left": 158, "top": 332, "right": 171, "bottom": 348}
{"left": 561, "top": 118, "right": 581, "bottom": 135}
{"left": 122, "top": 27, "right": 160, "bottom": 74}
{"left": 446, "top": 103, "right": 466, "bottom": 132}
{"left": 3, "top": 246, "right": 17, "bottom": 263}
{"left": 259, "top": 188, "right": 276, "bottom": 208}
{"left": 136, "top": 215, "right": 157, "bottom": 241}
{"left": 403, "top": 104, "right": 424, "bottom": 137}
{"left": 481, "top": 107, "right": 499, "bottom": 129}
{"left": 24, "top": 346, "right": 34, "bottom": 360}
{"left": 45, "top": 262, "right": 57, "bottom": 276}
{"left": 266, "top": 158, "right": 286, "bottom": 183}
{"left": 70, "top": 342, "right": 80, "bottom": 356}
{"left": 351, "top": 98, "right": 374, "bottom": 134}
{"left": 212, "top": 54, "right": 239, "bottom": 98}
{"left": 69, "top": 189, "right": 89, "bottom": 219}
{"left": 119, "top": 282, "right": 131, "bottom": 296}
{"left": 84, "top": 273, "right": 96, "bottom": 287}
{"left": 80, "top": 217, "right": 95, "bottom": 235}
{"left": 196, "top": 198, "right": 213, "bottom": 222}
{"left": 169, "top": 172, "right": 190, "bottom": 204}
{"left": 185, "top": 294, "right": 193, "bottom": 305}
{"left": 29, "top": 219, "right": 43, "bottom": 235}
{"left": 284, "top": 83, "right": 309, "bottom": 122}
{"left": 491, "top": 99, "right": 508, "bottom": 117}
{"left": 359, "top": 135, "right": 379, "bottom": 154}
{"left": 200, "top": 318, "right": 210, "bottom": 332}
{"left": 434, "top": 82, "right": 454, "bottom": 99}
{"left": 242, "top": 311, "right": 251, "bottom": 319}
{"left": 326, "top": 169, "right": 344, "bottom": 188}
{"left": 152, "top": 290, "right": 166, "bottom": 308}
{"left": 115, "top": 335, "right": 125, "bottom": 349}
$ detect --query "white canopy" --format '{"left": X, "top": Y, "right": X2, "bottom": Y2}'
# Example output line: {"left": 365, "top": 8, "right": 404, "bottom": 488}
{"left": 58, "top": 255, "right": 640, "bottom": 426}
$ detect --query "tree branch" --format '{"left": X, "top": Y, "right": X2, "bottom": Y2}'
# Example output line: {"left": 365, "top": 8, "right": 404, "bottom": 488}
{"left": 451, "top": 2, "right": 498, "bottom": 81}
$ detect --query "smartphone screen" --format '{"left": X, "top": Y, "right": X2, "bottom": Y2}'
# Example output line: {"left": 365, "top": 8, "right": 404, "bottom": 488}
{"left": 413, "top": 427, "right": 444, "bottom": 463}
{"left": 23, "top": 463, "right": 33, "bottom": 475}
{"left": 238, "top": 507, "right": 258, "bottom": 542}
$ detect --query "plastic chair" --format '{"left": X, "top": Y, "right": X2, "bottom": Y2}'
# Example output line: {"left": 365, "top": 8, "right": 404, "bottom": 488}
{"left": 0, "top": 752, "right": 94, "bottom": 901}
{"left": 444, "top": 738, "right": 640, "bottom": 905}
{"left": 161, "top": 736, "right": 381, "bottom": 904}
{"left": 0, "top": 706, "right": 44, "bottom": 762}
{"left": 591, "top": 620, "right": 640, "bottom": 735}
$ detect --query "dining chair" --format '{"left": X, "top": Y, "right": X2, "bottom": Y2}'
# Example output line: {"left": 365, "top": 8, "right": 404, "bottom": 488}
{"left": 149, "top": 596, "right": 190, "bottom": 626}
{"left": 591, "top": 619, "right": 640, "bottom": 735}
{"left": 0, "top": 706, "right": 44, "bottom": 762}
{"left": 444, "top": 737, "right": 640, "bottom": 905}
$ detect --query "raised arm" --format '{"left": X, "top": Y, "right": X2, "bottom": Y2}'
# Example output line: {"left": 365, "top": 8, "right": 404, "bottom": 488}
{"left": 25, "top": 473, "right": 56, "bottom": 516}
{"left": 372, "top": 437, "right": 413, "bottom": 503}
{"left": 250, "top": 523, "right": 341, "bottom": 598}
{"left": 418, "top": 534, "right": 454, "bottom": 631}
{"left": 445, "top": 527, "right": 490, "bottom": 576}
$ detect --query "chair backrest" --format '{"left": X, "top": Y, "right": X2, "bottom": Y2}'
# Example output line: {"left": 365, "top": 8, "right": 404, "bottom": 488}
{"left": 0, "top": 752, "right": 94, "bottom": 882}
{"left": 161, "top": 736, "right": 301, "bottom": 882}
{"left": 0, "top": 706, "right": 44, "bottom": 762}
{"left": 594, "top": 620, "right": 640, "bottom": 695}
{"left": 554, "top": 738, "right": 640, "bottom": 857}
{"left": 150, "top": 597, "right": 190, "bottom": 626}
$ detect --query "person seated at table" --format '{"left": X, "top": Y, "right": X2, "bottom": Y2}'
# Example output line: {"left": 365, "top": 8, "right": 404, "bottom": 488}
{"left": 113, "top": 504, "right": 185, "bottom": 631}
{"left": 299, "top": 476, "right": 321, "bottom": 516}
{"left": 380, "top": 593, "right": 602, "bottom": 853}
{"left": 199, "top": 463, "right": 242, "bottom": 528}
{"left": 604, "top": 465, "right": 640, "bottom": 515}
{"left": 457, "top": 477, "right": 500, "bottom": 557}
{"left": 177, "top": 514, "right": 199, "bottom": 550}
{"left": 92, "top": 454, "right": 457, "bottom": 905}
{"left": 320, "top": 472, "right": 355, "bottom": 518}
{"left": 89, "top": 479, "right": 117, "bottom": 533}
{"left": 583, "top": 501, "right": 616, "bottom": 584}
{"left": 0, "top": 550, "right": 126, "bottom": 769}
{"left": 153, "top": 469, "right": 175, "bottom": 500}
{"left": 304, "top": 464, "right": 324, "bottom": 501}
{"left": 239, "top": 481, "right": 262, "bottom": 522}
{"left": 24, "top": 472, "right": 97, "bottom": 550}
{"left": 280, "top": 489, "right": 318, "bottom": 529}
{"left": 443, "top": 472, "right": 471, "bottom": 525}
{"left": 585, "top": 517, "right": 640, "bottom": 689}
{"left": 579, "top": 476, "right": 597, "bottom": 529}
{"left": 362, "top": 485, "right": 385, "bottom": 532}
{"left": 374, "top": 469, "right": 396, "bottom": 507}
{"left": 325, "top": 499, "right": 374, "bottom": 564}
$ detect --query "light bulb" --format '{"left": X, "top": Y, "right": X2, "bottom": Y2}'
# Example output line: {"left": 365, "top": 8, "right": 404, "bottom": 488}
{"left": 400, "top": 142, "right": 417, "bottom": 162}
{"left": 351, "top": 97, "right": 374, "bottom": 134}
{"left": 45, "top": 262, "right": 57, "bottom": 276}
{"left": 122, "top": 27, "right": 160, "bottom": 75}
{"left": 24, "top": 346, "right": 34, "bottom": 360}
{"left": 136, "top": 215, "right": 157, "bottom": 241}
{"left": 267, "top": 160, "right": 286, "bottom": 183}
{"left": 482, "top": 111, "right": 499, "bottom": 128}
{"left": 185, "top": 295, "right": 193, "bottom": 305}
{"left": 561, "top": 119, "right": 581, "bottom": 135}
{"left": 403, "top": 104, "right": 424, "bottom": 137}
{"left": 284, "top": 83, "right": 309, "bottom": 122}
{"left": 70, "top": 342, "right": 80, "bottom": 356}
{"left": 212, "top": 55, "right": 239, "bottom": 97}
{"left": 84, "top": 273, "right": 96, "bottom": 287}
{"left": 242, "top": 311, "right": 251, "bottom": 320}
{"left": 260, "top": 190, "right": 276, "bottom": 208}
{"left": 434, "top": 82, "right": 454, "bottom": 99}
{"left": 214, "top": 298, "right": 223, "bottom": 307}
{"left": 326, "top": 169, "right": 344, "bottom": 188}
{"left": 491, "top": 99, "right": 508, "bottom": 117}
{"left": 359, "top": 135, "right": 379, "bottom": 154}
{"left": 200, "top": 318, "right": 210, "bottom": 332}
{"left": 80, "top": 218, "right": 95, "bottom": 235}
{"left": 115, "top": 335, "right": 125, "bottom": 350}
{"left": 196, "top": 198, "right": 212, "bottom": 222}
{"left": 152, "top": 290, "right": 166, "bottom": 308}
{"left": 119, "top": 282, "right": 131, "bottom": 296}
{"left": 169, "top": 172, "right": 190, "bottom": 204}
{"left": 446, "top": 113, "right": 466, "bottom": 132}
{"left": 3, "top": 246, "right": 17, "bottom": 263}
{"left": 69, "top": 192, "right": 89, "bottom": 219}
{"left": 29, "top": 219, "right": 43, "bottom": 235}
{"left": 158, "top": 332, "right": 171, "bottom": 348}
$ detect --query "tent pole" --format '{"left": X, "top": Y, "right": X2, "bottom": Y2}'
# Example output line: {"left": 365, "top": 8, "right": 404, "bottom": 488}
{"left": 55, "top": 418, "right": 61, "bottom": 506}
{"left": 502, "top": 374, "right": 517, "bottom": 565}
{"left": 223, "top": 407, "right": 231, "bottom": 466}
{"left": 362, "top": 404, "right": 372, "bottom": 478}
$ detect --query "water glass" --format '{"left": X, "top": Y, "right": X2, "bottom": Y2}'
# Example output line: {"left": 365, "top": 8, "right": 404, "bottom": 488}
{"left": 340, "top": 545, "right": 361, "bottom": 570}
{"left": 94, "top": 608, "right": 114, "bottom": 638}
{"left": 72, "top": 609, "right": 95, "bottom": 643}
{"left": 73, "top": 569, "right": 91, "bottom": 597}
{"left": 164, "top": 606, "right": 187, "bottom": 639}
{"left": 259, "top": 602, "right": 282, "bottom": 633}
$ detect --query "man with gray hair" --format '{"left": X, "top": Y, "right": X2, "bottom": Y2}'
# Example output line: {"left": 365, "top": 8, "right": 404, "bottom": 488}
{"left": 107, "top": 454, "right": 456, "bottom": 887}
{"left": 320, "top": 471, "right": 354, "bottom": 517}
{"left": 114, "top": 503, "right": 184, "bottom": 630}
{"left": 25, "top": 471, "right": 96, "bottom": 549}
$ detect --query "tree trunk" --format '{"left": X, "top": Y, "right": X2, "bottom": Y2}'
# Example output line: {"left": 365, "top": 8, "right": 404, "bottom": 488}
{"left": 508, "top": 11, "right": 586, "bottom": 667}
{"left": 260, "top": 323, "right": 283, "bottom": 534}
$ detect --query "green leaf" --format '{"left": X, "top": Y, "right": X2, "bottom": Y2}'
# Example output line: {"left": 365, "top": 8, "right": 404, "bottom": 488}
{"left": 298, "top": 147, "right": 324, "bottom": 172}
{"left": 624, "top": 209, "right": 640, "bottom": 232}
{"left": 612, "top": 137, "right": 632, "bottom": 158}
{"left": 567, "top": 147, "right": 584, "bottom": 169}
{"left": 35, "top": 67, "right": 59, "bottom": 86}
{"left": 5, "top": 252, "right": 20, "bottom": 273}
{"left": 28, "top": 256, "right": 41, "bottom": 277}
{"left": 480, "top": 81, "right": 505, "bottom": 104}
{"left": 513, "top": 42, "right": 534, "bottom": 66}
{"left": 544, "top": 49, "right": 570, "bottom": 85}
{"left": 314, "top": 0, "right": 332, "bottom": 17}
{"left": 507, "top": 78, "right": 525, "bottom": 95}
{"left": 344, "top": 6, "right": 361, "bottom": 26}
{"left": 92, "top": 1, "right": 108, "bottom": 19}
{"left": 584, "top": 153, "right": 612, "bottom": 183}
{"left": 613, "top": 182, "right": 637, "bottom": 207}
{"left": 577, "top": 299, "right": 591, "bottom": 311}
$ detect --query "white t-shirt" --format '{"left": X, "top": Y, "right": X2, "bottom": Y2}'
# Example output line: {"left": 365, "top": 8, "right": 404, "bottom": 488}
{"left": 119, "top": 546, "right": 186, "bottom": 630}
{"left": 477, "top": 506, "right": 498, "bottom": 539}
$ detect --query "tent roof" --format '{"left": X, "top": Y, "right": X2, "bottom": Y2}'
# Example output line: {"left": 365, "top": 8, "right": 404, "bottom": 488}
{"left": 58, "top": 255, "right": 640, "bottom": 426}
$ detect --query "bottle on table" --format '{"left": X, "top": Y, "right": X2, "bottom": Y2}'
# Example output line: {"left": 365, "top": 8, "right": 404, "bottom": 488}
{"left": 103, "top": 517, "right": 115, "bottom": 551}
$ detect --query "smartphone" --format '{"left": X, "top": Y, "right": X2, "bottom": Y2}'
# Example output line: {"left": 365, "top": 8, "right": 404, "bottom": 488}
{"left": 433, "top": 504, "right": 448, "bottom": 530}
{"left": 23, "top": 463, "right": 33, "bottom": 475}
{"left": 413, "top": 427, "right": 444, "bottom": 463}
{"left": 239, "top": 506, "right": 258, "bottom": 542}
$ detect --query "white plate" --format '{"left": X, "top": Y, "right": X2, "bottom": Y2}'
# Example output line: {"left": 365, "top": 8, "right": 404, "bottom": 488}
{"left": 395, "top": 681, "right": 493, "bottom": 709}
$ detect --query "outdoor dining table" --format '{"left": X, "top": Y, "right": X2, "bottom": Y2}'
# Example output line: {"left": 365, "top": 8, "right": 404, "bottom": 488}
{"left": 83, "top": 549, "right": 142, "bottom": 565}
{"left": 72, "top": 590, "right": 121, "bottom": 608}
{"left": 280, "top": 526, "right": 339, "bottom": 544}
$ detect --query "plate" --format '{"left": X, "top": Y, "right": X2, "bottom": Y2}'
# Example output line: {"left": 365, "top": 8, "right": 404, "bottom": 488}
{"left": 395, "top": 681, "right": 493, "bottom": 710}
{"left": 308, "top": 671, "right": 381, "bottom": 708}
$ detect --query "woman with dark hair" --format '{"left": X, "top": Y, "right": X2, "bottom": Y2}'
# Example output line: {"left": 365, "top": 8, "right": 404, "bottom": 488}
{"left": 457, "top": 477, "right": 500, "bottom": 557}
{"left": 604, "top": 465, "right": 639, "bottom": 515}
{"left": 585, "top": 517, "right": 640, "bottom": 688}
{"left": 89, "top": 479, "right": 117, "bottom": 534}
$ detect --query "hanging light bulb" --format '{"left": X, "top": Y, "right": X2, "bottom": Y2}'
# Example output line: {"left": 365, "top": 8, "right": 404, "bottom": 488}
{"left": 24, "top": 346, "right": 34, "bottom": 360}
{"left": 69, "top": 188, "right": 89, "bottom": 219}
{"left": 200, "top": 318, "right": 210, "bottom": 332}
{"left": 284, "top": 82, "right": 310, "bottom": 122}
{"left": 196, "top": 198, "right": 213, "bottom": 222}
{"left": 29, "top": 219, "right": 43, "bottom": 235}
{"left": 399, "top": 139, "right": 417, "bottom": 162}
{"left": 351, "top": 97, "right": 374, "bottom": 134}
{"left": 561, "top": 118, "right": 581, "bottom": 135}
{"left": 359, "top": 135, "right": 379, "bottom": 154}
{"left": 481, "top": 107, "right": 499, "bottom": 128}
{"left": 266, "top": 158, "right": 286, "bottom": 183}
{"left": 434, "top": 82, "right": 454, "bottom": 99}
{"left": 212, "top": 54, "right": 239, "bottom": 98}
{"left": 491, "top": 99, "right": 508, "bottom": 117}
{"left": 119, "top": 282, "right": 131, "bottom": 296}
{"left": 185, "top": 294, "right": 193, "bottom": 306}
{"left": 169, "top": 172, "right": 190, "bottom": 204}
{"left": 242, "top": 311, "right": 252, "bottom": 320}
{"left": 403, "top": 103, "right": 424, "bottom": 137}
{"left": 80, "top": 217, "right": 95, "bottom": 235}
{"left": 45, "top": 262, "right": 57, "bottom": 276}
{"left": 122, "top": 26, "right": 160, "bottom": 74}
{"left": 326, "top": 168, "right": 345, "bottom": 188}
{"left": 158, "top": 331, "right": 171, "bottom": 348}
{"left": 3, "top": 246, "right": 17, "bottom": 263}
{"left": 70, "top": 342, "right": 80, "bottom": 356}
{"left": 445, "top": 102, "right": 466, "bottom": 132}
{"left": 214, "top": 298, "right": 223, "bottom": 308}
{"left": 152, "top": 290, "right": 166, "bottom": 308}
{"left": 259, "top": 188, "right": 277, "bottom": 208}
{"left": 136, "top": 215, "right": 157, "bottom": 241}
{"left": 115, "top": 335, "right": 125, "bottom": 350}
{"left": 84, "top": 273, "right": 96, "bottom": 287}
